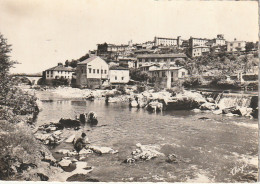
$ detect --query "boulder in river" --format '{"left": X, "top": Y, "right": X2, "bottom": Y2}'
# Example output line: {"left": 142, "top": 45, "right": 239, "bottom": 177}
{"left": 124, "top": 143, "right": 164, "bottom": 163}
{"left": 58, "top": 118, "right": 81, "bottom": 128}
{"left": 200, "top": 102, "right": 216, "bottom": 111}
{"left": 89, "top": 146, "right": 118, "bottom": 154}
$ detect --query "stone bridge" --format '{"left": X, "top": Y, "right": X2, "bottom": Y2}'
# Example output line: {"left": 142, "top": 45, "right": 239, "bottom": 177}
{"left": 12, "top": 74, "right": 43, "bottom": 85}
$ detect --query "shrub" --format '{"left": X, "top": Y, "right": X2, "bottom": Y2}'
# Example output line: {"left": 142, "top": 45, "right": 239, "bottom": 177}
{"left": 183, "top": 76, "right": 202, "bottom": 88}
{"left": 116, "top": 85, "right": 126, "bottom": 95}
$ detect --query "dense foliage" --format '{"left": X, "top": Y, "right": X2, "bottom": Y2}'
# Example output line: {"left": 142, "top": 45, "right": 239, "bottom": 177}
{"left": 129, "top": 68, "right": 151, "bottom": 82}
{"left": 0, "top": 33, "right": 46, "bottom": 181}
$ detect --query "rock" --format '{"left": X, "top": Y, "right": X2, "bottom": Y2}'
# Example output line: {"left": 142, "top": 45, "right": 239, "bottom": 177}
{"left": 68, "top": 151, "right": 78, "bottom": 156}
{"left": 66, "top": 174, "right": 99, "bottom": 182}
{"left": 200, "top": 102, "right": 216, "bottom": 111}
{"left": 226, "top": 113, "right": 237, "bottom": 117}
{"left": 198, "top": 117, "right": 210, "bottom": 120}
{"left": 130, "top": 100, "right": 138, "bottom": 107}
{"left": 222, "top": 107, "right": 236, "bottom": 114}
{"left": 59, "top": 159, "right": 72, "bottom": 167}
{"left": 89, "top": 146, "right": 118, "bottom": 154}
{"left": 206, "top": 97, "right": 215, "bottom": 103}
{"left": 55, "top": 149, "right": 71, "bottom": 155}
{"left": 58, "top": 118, "right": 81, "bottom": 128}
{"left": 125, "top": 143, "right": 164, "bottom": 162}
{"left": 37, "top": 173, "right": 49, "bottom": 181}
{"left": 53, "top": 130, "right": 62, "bottom": 136}
{"left": 79, "top": 148, "right": 93, "bottom": 155}
{"left": 166, "top": 154, "right": 178, "bottom": 163}
{"left": 65, "top": 134, "right": 76, "bottom": 143}
{"left": 123, "top": 158, "right": 136, "bottom": 163}
{"left": 213, "top": 109, "right": 222, "bottom": 115}
{"left": 192, "top": 109, "right": 201, "bottom": 113}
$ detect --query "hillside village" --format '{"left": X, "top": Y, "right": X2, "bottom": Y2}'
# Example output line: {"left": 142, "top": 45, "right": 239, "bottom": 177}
{"left": 42, "top": 35, "right": 258, "bottom": 90}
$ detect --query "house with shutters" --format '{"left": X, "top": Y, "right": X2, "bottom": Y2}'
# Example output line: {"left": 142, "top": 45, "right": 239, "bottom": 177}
{"left": 76, "top": 56, "right": 109, "bottom": 88}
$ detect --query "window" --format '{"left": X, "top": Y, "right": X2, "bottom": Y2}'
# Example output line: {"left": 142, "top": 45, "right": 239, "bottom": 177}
{"left": 89, "top": 68, "right": 92, "bottom": 73}
{"left": 81, "top": 69, "right": 84, "bottom": 73}
{"left": 104, "top": 70, "right": 107, "bottom": 74}
{"left": 115, "top": 76, "right": 117, "bottom": 80}
{"left": 162, "top": 71, "right": 165, "bottom": 77}
{"left": 97, "top": 69, "right": 99, "bottom": 74}
{"left": 230, "top": 43, "right": 233, "bottom": 46}
{"left": 101, "top": 69, "right": 103, "bottom": 74}
{"left": 164, "top": 58, "right": 167, "bottom": 61}
{"left": 238, "top": 43, "right": 241, "bottom": 47}
{"left": 121, "top": 77, "right": 124, "bottom": 80}
{"left": 182, "top": 72, "right": 185, "bottom": 76}
{"left": 93, "top": 69, "right": 95, "bottom": 73}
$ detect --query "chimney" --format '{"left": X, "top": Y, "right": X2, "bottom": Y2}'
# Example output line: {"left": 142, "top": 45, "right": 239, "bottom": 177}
{"left": 58, "top": 62, "right": 63, "bottom": 66}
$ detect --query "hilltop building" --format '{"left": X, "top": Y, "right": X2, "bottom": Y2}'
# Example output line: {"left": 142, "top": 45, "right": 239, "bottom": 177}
{"left": 227, "top": 39, "right": 246, "bottom": 52}
{"left": 154, "top": 36, "right": 183, "bottom": 47}
{"left": 76, "top": 56, "right": 109, "bottom": 88}
{"left": 137, "top": 53, "right": 187, "bottom": 68}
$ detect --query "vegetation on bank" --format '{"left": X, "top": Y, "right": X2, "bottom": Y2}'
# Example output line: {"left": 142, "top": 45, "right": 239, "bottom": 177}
{"left": 0, "top": 33, "right": 53, "bottom": 181}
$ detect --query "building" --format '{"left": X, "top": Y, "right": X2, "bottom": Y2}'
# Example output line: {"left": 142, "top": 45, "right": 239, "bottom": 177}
{"left": 109, "top": 66, "right": 130, "bottom": 84}
{"left": 137, "top": 53, "right": 187, "bottom": 68}
{"left": 206, "top": 35, "right": 226, "bottom": 47}
{"left": 227, "top": 39, "right": 246, "bottom": 52}
{"left": 154, "top": 36, "right": 183, "bottom": 47}
{"left": 190, "top": 46, "right": 210, "bottom": 57}
{"left": 43, "top": 63, "right": 75, "bottom": 80}
{"left": 189, "top": 37, "right": 210, "bottom": 47}
{"left": 148, "top": 65, "right": 188, "bottom": 88}
{"left": 118, "top": 57, "right": 137, "bottom": 68}
{"left": 76, "top": 56, "right": 109, "bottom": 88}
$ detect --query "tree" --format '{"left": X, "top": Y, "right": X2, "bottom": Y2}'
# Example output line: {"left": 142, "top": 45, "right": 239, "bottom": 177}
{"left": 0, "top": 33, "right": 17, "bottom": 102}
{"left": 245, "top": 42, "right": 255, "bottom": 52}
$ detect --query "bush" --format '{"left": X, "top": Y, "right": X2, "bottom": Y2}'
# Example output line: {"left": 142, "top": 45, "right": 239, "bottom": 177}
{"left": 183, "top": 76, "right": 202, "bottom": 88}
{"left": 116, "top": 85, "right": 126, "bottom": 95}
{"left": 134, "top": 84, "right": 146, "bottom": 93}
{"left": 52, "top": 78, "right": 69, "bottom": 86}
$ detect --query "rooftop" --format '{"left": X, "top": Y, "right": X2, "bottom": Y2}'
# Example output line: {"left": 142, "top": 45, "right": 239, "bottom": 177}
{"left": 77, "top": 56, "right": 105, "bottom": 65}
{"left": 137, "top": 53, "right": 187, "bottom": 58}
{"left": 46, "top": 65, "right": 75, "bottom": 72}
{"left": 109, "top": 65, "right": 129, "bottom": 70}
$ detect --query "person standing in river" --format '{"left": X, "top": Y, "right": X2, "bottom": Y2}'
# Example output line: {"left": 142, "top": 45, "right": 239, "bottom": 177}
{"left": 74, "top": 133, "right": 90, "bottom": 155}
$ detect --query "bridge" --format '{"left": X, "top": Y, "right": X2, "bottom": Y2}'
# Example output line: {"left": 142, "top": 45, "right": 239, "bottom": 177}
{"left": 12, "top": 74, "right": 43, "bottom": 85}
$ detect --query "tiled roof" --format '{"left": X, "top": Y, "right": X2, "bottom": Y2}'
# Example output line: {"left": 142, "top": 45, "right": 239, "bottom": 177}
{"left": 137, "top": 53, "right": 187, "bottom": 58}
{"left": 46, "top": 65, "right": 75, "bottom": 72}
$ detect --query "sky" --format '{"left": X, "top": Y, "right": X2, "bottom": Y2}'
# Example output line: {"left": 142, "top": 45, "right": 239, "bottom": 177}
{"left": 0, "top": 0, "right": 258, "bottom": 74}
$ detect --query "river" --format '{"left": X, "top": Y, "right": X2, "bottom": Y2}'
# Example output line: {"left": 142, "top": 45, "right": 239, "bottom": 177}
{"left": 34, "top": 88, "right": 258, "bottom": 182}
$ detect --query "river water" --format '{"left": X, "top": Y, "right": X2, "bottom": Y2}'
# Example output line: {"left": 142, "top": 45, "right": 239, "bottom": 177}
{"left": 34, "top": 89, "right": 258, "bottom": 182}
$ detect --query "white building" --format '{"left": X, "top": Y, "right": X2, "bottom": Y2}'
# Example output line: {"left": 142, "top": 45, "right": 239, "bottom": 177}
{"left": 227, "top": 39, "right": 246, "bottom": 52}
{"left": 76, "top": 56, "right": 109, "bottom": 88}
{"left": 148, "top": 64, "right": 188, "bottom": 88}
{"left": 109, "top": 66, "right": 130, "bottom": 84}
{"left": 44, "top": 63, "right": 75, "bottom": 80}
{"left": 154, "top": 36, "right": 183, "bottom": 47}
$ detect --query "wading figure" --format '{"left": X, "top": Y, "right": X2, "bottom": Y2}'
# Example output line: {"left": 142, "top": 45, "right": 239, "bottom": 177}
{"left": 74, "top": 133, "right": 88, "bottom": 156}
{"left": 86, "top": 111, "right": 98, "bottom": 126}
